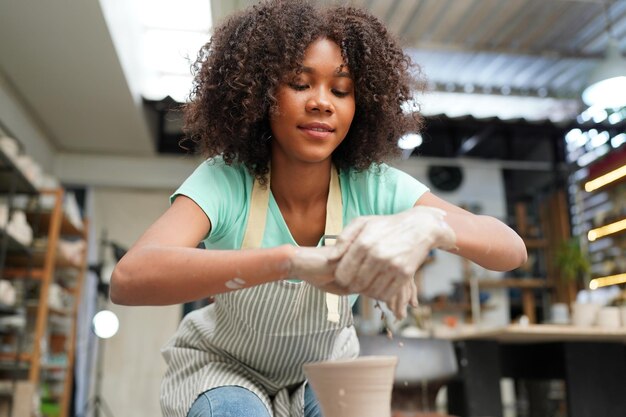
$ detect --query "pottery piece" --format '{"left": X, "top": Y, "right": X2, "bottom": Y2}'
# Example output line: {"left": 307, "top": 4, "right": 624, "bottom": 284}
{"left": 596, "top": 306, "right": 621, "bottom": 329}
{"left": 304, "top": 355, "right": 398, "bottom": 417}
{"left": 571, "top": 302, "right": 600, "bottom": 327}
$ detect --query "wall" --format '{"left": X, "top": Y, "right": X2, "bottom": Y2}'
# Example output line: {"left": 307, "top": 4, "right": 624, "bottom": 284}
{"left": 0, "top": 72, "right": 55, "bottom": 171}
{"left": 392, "top": 157, "right": 510, "bottom": 326}
{"left": 91, "top": 187, "right": 181, "bottom": 417}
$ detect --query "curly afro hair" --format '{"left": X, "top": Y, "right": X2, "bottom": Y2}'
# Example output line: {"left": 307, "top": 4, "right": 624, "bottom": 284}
{"left": 184, "top": 0, "right": 423, "bottom": 183}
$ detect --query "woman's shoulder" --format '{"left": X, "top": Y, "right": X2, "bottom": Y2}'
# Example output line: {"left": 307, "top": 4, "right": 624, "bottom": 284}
{"left": 173, "top": 156, "right": 252, "bottom": 209}
{"left": 187, "top": 156, "right": 251, "bottom": 188}
{"left": 341, "top": 162, "right": 429, "bottom": 215}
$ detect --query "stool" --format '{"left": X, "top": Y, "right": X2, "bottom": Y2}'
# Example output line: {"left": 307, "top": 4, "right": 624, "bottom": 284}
{"left": 359, "top": 335, "right": 458, "bottom": 417}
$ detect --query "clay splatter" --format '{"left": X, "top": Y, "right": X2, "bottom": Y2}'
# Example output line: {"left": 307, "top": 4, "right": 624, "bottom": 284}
{"left": 225, "top": 277, "right": 246, "bottom": 289}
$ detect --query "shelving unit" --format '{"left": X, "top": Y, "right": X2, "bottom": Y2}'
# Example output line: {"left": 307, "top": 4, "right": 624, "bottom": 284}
{"left": 0, "top": 140, "right": 39, "bottom": 416}
{"left": 505, "top": 191, "right": 571, "bottom": 323}
{"left": 0, "top": 140, "right": 88, "bottom": 417}
{"left": 22, "top": 189, "right": 87, "bottom": 417}
{"left": 578, "top": 147, "right": 626, "bottom": 289}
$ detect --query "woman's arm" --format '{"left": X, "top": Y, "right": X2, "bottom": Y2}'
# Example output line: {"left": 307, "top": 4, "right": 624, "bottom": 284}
{"left": 110, "top": 196, "right": 336, "bottom": 306}
{"left": 416, "top": 192, "right": 527, "bottom": 271}
{"left": 330, "top": 191, "right": 526, "bottom": 317}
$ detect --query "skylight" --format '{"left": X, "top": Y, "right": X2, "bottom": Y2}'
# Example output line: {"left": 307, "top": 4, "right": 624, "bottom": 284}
{"left": 138, "top": 0, "right": 212, "bottom": 103}
{"left": 101, "top": 0, "right": 212, "bottom": 103}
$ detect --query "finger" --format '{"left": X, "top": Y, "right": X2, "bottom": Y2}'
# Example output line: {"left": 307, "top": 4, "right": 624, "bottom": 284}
{"left": 391, "top": 284, "right": 411, "bottom": 320}
{"left": 379, "top": 270, "right": 412, "bottom": 304}
{"left": 409, "top": 280, "right": 418, "bottom": 308}
{"left": 362, "top": 269, "right": 391, "bottom": 300}
{"left": 350, "top": 253, "right": 383, "bottom": 293}
{"left": 387, "top": 294, "right": 398, "bottom": 319}
{"left": 334, "top": 235, "right": 370, "bottom": 287}
{"left": 399, "top": 284, "right": 412, "bottom": 315}
{"left": 391, "top": 291, "right": 406, "bottom": 320}
{"left": 329, "top": 217, "right": 369, "bottom": 261}
{"left": 317, "top": 245, "right": 340, "bottom": 267}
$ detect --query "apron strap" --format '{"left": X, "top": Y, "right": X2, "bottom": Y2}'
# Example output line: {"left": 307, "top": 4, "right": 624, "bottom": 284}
{"left": 241, "top": 166, "right": 343, "bottom": 323}
{"left": 324, "top": 167, "right": 342, "bottom": 323}
{"left": 241, "top": 172, "right": 271, "bottom": 250}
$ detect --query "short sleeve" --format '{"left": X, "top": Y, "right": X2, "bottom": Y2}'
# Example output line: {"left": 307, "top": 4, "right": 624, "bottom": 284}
{"left": 170, "top": 158, "right": 249, "bottom": 241}
{"left": 360, "top": 164, "right": 429, "bottom": 216}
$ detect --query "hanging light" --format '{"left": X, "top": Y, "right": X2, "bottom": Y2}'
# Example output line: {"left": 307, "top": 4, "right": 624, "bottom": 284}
{"left": 581, "top": 2, "right": 626, "bottom": 109}
{"left": 582, "top": 40, "right": 626, "bottom": 108}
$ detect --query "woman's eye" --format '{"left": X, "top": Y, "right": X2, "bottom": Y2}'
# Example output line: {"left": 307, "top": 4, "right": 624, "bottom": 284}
{"left": 289, "top": 83, "right": 308, "bottom": 91}
{"left": 333, "top": 89, "right": 350, "bottom": 97}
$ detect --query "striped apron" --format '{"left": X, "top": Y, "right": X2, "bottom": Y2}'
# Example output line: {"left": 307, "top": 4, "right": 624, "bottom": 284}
{"left": 160, "top": 166, "right": 359, "bottom": 417}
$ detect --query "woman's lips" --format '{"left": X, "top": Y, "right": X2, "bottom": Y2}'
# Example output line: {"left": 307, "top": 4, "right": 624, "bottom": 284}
{"left": 298, "top": 123, "right": 334, "bottom": 139}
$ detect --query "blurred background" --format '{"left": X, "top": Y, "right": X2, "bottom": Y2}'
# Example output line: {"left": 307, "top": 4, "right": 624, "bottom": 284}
{"left": 1, "top": 0, "right": 626, "bottom": 416}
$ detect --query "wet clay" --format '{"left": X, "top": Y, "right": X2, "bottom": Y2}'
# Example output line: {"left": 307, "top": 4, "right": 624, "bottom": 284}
{"left": 303, "top": 356, "right": 398, "bottom": 417}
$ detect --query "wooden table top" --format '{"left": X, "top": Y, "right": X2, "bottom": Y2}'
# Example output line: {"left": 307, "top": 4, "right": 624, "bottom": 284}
{"left": 435, "top": 324, "right": 626, "bottom": 343}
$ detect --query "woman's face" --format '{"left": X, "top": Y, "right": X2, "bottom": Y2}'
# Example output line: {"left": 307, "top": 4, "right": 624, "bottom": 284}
{"left": 270, "top": 38, "right": 355, "bottom": 166}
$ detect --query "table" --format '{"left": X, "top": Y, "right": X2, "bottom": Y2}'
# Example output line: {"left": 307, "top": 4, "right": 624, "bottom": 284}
{"left": 440, "top": 324, "right": 626, "bottom": 417}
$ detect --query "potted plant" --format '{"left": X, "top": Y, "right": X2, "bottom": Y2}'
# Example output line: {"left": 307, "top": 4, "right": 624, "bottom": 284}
{"left": 554, "top": 237, "right": 591, "bottom": 304}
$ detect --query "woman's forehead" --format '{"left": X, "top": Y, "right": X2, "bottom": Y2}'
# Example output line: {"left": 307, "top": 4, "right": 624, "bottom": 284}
{"left": 298, "top": 38, "right": 350, "bottom": 73}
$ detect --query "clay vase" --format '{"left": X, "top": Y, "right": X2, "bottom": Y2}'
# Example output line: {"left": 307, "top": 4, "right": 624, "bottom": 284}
{"left": 303, "top": 355, "right": 398, "bottom": 417}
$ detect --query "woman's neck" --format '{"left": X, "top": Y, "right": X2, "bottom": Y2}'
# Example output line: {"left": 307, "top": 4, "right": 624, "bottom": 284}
{"left": 270, "top": 158, "right": 332, "bottom": 211}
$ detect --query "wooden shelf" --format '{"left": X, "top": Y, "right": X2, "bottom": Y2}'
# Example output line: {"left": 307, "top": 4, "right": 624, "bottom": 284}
{"left": 26, "top": 211, "right": 84, "bottom": 238}
{"left": 0, "top": 303, "right": 19, "bottom": 315}
{"left": 0, "top": 363, "right": 29, "bottom": 375}
{"left": 429, "top": 301, "right": 496, "bottom": 313}
{"left": 40, "top": 363, "right": 67, "bottom": 371}
{"left": 512, "top": 192, "right": 573, "bottom": 321}
{"left": 0, "top": 326, "right": 22, "bottom": 334}
{"left": 464, "top": 278, "right": 552, "bottom": 289}
{"left": 523, "top": 238, "right": 547, "bottom": 249}
{"left": 0, "top": 152, "right": 38, "bottom": 195}
{"left": 1, "top": 267, "right": 44, "bottom": 280}
{"left": 26, "top": 303, "right": 71, "bottom": 318}
{"left": 48, "top": 308, "right": 71, "bottom": 317}
{"left": 0, "top": 352, "right": 31, "bottom": 362}
{"left": 7, "top": 249, "right": 83, "bottom": 269}
{"left": 0, "top": 229, "right": 31, "bottom": 254}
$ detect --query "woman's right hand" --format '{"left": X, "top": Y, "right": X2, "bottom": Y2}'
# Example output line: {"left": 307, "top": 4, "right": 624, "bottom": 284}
{"left": 287, "top": 246, "right": 351, "bottom": 295}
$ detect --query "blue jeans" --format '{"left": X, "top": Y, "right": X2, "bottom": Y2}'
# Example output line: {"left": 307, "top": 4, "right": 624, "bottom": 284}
{"left": 187, "top": 384, "right": 322, "bottom": 417}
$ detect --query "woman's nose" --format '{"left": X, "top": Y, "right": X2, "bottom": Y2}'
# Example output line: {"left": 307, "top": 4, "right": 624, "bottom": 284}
{"left": 305, "top": 91, "right": 334, "bottom": 114}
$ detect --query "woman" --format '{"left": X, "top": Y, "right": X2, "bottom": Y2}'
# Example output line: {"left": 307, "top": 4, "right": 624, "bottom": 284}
{"left": 110, "top": 1, "right": 527, "bottom": 416}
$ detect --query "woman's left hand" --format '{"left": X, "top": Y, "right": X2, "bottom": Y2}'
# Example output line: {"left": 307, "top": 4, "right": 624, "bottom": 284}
{"left": 386, "top": 277, "right": 418, "bottom": 320}
{"left": 330, "top": 206, "right": 456, "bottom": 306}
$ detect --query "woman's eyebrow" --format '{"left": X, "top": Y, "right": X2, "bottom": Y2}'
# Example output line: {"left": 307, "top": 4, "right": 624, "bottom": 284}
{"left": 300, "top": 66, "right": 352, "bottom": 78}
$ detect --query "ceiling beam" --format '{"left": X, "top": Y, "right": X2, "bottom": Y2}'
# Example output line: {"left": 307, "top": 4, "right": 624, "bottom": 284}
{"left": 409, "top": 41, "right": 602, "bottom": 60}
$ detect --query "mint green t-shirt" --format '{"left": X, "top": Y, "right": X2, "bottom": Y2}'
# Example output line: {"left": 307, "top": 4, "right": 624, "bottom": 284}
{"left": 172, "top": 157, "right": 430, "bottom": 305}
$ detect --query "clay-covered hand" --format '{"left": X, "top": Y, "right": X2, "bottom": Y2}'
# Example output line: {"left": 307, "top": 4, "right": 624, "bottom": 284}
{"left": 331, "top": 206, "right": 457, "bottom": 304}
{"left": 386, "top": 278, "right": 418, "bottom": 320}
{"left": 287, "top": 246, "right": 351, "bottom": 295}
